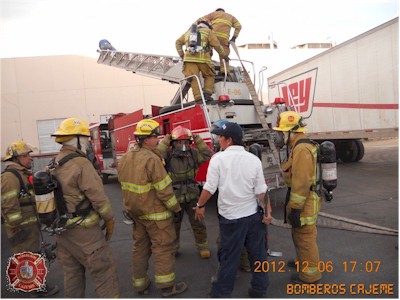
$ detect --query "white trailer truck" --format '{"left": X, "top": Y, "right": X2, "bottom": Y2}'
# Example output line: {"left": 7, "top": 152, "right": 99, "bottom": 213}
{"left": 267, "top": 17, "right": 398, "bottom": 162}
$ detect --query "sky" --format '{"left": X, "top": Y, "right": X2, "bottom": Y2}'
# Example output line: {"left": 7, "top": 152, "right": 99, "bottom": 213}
{"left": 0, "top": 0, "right": 398, "bottom": 59}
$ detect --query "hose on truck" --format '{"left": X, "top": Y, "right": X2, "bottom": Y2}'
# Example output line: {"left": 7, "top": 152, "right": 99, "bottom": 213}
{"left": 271, "top": 212, "right": 398, "bottom": 236}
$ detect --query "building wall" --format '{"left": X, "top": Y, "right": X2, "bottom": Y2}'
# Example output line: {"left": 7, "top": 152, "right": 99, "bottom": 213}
{"left": 1, "top": 55, "right": 178, "bottom": 157}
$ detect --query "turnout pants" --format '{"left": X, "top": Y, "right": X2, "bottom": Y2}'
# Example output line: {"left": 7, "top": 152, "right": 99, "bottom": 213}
{"left": 174, "top": 200, "right": 208, "bottom": 250}
{"left": 292, "top": 224, "right": 321, "bottom": 283}
{"left": 132, "top": 218, "right": 177, "bottom": 290}
{"left": 56, "top": 225, "right": 120, "bottom": 298}
{"left": 182, "top": 62, "right": 216, "bottom": 100}
{"left": 211, "top": 211, "right": 269, "bottom": 298}
{"left": 217, "top": 38, "right": 230, "bottom": 73}
{"left": 6, "top": 223, "right": 40, "bottom": 254}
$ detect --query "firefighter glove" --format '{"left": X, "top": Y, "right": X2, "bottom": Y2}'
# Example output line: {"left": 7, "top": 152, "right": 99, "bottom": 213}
{"left": 288, "top": 209, "right": 301, "bottom": 228}
{"left": 230, "top": 36, "right": 236, "bottom": 43}
{"left": 174, "top": 211, "right": 183, "bottom": 224}
{"left": 223, "top": 56, "right": 230, "bottom": 62}
{"left": 104, "top": 218, "right": 115, "bottom": 241}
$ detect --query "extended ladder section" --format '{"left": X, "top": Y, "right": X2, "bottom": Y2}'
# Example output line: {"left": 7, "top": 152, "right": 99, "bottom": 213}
{"left": 97, "top": 50, "right": 185, "bottom": 84}
{"left": 231, "top": 42, "right": 282, "bottom": 169}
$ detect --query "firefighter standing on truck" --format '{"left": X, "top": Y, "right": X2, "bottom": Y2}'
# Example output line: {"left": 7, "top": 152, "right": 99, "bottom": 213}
{"left": 158, "top": 126, "right": 212, "bottom": 258}
{"left": 50, "top": 117, "right": 120, "bottom": 297}
{"left": 273, "top": 111, "right": 322, "bottom": 284}
{"left": 196, "top": 8, "right": 242, "bottom": 74}
{"left": 117, "top": 119, "right": 188, "bottom": 297}
{"left": 1, "top": 141, "right": 59, "bottom": 297}
{"left": 176, "top": 19, "right": 227, "bottom": 102}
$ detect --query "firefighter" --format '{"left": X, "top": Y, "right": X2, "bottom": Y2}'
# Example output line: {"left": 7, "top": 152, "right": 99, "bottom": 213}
{"left": 273, "top": 111, "right": 322, "bottom": 284}
{"left": 196, "top": 8, "right": 242, "bottom": 74}
{"left": 158, "top": 126, "right": 212, "bottom": 258}
{"left": 117, "top": 119, "right": 188, "bottom": 297}
{"left": 176, "top": 19, "right": 228, "bottom": 102}
{"left": 50, "top": 117, "right": 120, "bottom": 297}
{"left": 1, "top": 141, "right": 60, "bottom": 297}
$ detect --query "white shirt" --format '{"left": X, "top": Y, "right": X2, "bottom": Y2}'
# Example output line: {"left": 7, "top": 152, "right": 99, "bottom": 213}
{"left": 203, "top": 145, "right": 268, "bottom": 220}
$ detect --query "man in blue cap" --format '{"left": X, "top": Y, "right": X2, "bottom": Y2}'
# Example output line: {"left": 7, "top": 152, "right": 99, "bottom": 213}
{"left": 194, "top": 121, "right": 270, "bottom": 298}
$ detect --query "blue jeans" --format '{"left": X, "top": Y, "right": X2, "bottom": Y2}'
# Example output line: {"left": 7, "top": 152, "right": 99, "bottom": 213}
{"left": 211, "top": 210, "right": 269, "bottom": 297}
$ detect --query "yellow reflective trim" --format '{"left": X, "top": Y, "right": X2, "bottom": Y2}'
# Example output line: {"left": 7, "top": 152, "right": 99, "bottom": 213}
{"left": 233, "top": 21, "right": 241, "bottom": 28}
{"left": 121, "top": 176, "right": 172, "bottom": 195}
{"left": 313, "top": 192, "right": 319, "bottom": 215}
{"left": 153, "top": 175, "right": 172, "bottom": 192}
{"left": 20, "top": 216, "right": 38, "bottom": 225}
{"left": 213, "top": 31, "right": 230, "bottom": 40}
{"left": 98, "top": 201, "right": 111, "bottom": 216}
{"left": 311, "top": 147, "right": 318, "bottom": 157}
{"left": 132, "top": 275, "right": 150, "bottom": 288}
{"left": 164, "top": 196, "right": 178, "bottom": 209}
{"left": 66, "top": 211, "right": 101, "bottom": 227}
{"left": 300, "top": 214, "right": 318, "bottom": 225}
{"left": 176, "top": 192, "right": 197, "bottom": 203}
{"left": 64, "top": 194, "right": 86, "bottom": 201}
{"left": 184, "top": 57, "right": 212, "bottom": 63}
{"left": 1, "top": 189, "right": 19, "bottom": 202}
{"left": 154, "top": 272, "right": 175, "bottom": 284}
{"left": 121, "top": 182, "right": 152, "bottom": 194}
{"left": 304, "top": 265, "right": 319, "bottom": 275}
{"left": 211, "top": 18, "right": 233, "bottom": 27}
{"left": 290, "top": 192, "right": 306, "bottom": 205}
{"left": 196, "top": 241, "right": 209, "bottom": 248}
{"left": 139, "top": 211, "right": 172, "bottom": 221}
{"left": 7, "top": 211, "right": 22, "bottom": 222}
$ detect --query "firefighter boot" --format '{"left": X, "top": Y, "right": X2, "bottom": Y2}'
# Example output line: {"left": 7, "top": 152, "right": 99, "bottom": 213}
{"left": 248, "top": 287, "right": 266, "bottom": 298}
{"left": 161, "top": 281, "right": 188, "bottom": 297}
{"left": 239, "top": 248, "right": 251, "bottom": 272}
{"left": 30, "top": 284, "right": 60, "bottom": 297}
{"left": 291, "top": 274, "right": 321, "bottom": 284}
{"left": 287, "top": 259, "right": 297, "bottom": 268}
{"left": 199, "top": 248, "right": 211, "bottom": 259}
{"left": 203, "top": 93, "right": 213, "bottom": 101}
{"left": 137, "top": 280, "right": 151, "bottom": 295}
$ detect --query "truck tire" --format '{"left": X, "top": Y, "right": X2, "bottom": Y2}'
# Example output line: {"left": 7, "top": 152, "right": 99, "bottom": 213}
{"left": 102, "top": 174, "right": 109, "bottom": 184}
{"left": 354, "top": 139, "right": 365, "bottom": 162}
{"left": 338, "top": 140, "right": 359, "bottom": 163}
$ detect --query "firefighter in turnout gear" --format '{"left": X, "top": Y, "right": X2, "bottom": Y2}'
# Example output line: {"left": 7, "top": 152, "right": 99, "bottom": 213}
{"left": 176, "top": 19, "right": 227, "bottom": 102}
{"left": 158, "top": 126, "right": 212, "bottom": 258}
{"left": 1, "top": 141, "right": 60, "bottom": 297}
{"left": 2, "top": 142, "right": 39, "bottom": 253}
{"left": 197, "top": 8, "right": 242, "bottom": 74}
{"left": 273, "top": 111, "right": 322, "bottom": 284}
{"left": 50, "top": 117, "right": 120, "bottom": 297}
{"left": 118, "top": 119, "right": 188, "bottom": 297}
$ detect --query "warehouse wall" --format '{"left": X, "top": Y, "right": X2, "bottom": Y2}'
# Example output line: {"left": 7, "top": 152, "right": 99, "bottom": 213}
{"left": 1, "top": 55, "right": 178, "bottom": 157}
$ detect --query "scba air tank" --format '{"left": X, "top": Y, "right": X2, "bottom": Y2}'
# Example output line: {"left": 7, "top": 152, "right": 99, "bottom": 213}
{"left": 33, "top": 171, "right": 57, "bottom": 226}
{"left": 189, "top": 24, "right": 198, "bottom": 48}
{"left": 319, "top": 141, "right": 337, "bottom": 201}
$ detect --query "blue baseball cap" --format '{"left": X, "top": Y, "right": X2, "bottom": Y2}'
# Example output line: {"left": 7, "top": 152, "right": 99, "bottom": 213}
{"left": 211, "top": 121, "right": 243, "bottom": 144}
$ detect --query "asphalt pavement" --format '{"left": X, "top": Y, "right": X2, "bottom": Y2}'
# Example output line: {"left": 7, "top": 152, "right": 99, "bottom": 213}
{"left": 1, "top": 138, "right": 398, "bottom": 298}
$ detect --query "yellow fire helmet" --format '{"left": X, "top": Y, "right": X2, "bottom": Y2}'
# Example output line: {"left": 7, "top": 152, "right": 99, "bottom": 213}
{"left": 52, "top": 117, "right": 90, "bottom": 143}
{"left": 273, "top": 111, "right": 308, "bottom": 133}
{"left": 134, "top": 119, "right": 161, "bottom": 137}
{"left": 3, "top": 141, "right": 33, "bottom": 161}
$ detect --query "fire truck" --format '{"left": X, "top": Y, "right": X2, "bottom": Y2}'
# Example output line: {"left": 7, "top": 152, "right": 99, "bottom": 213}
{"left": 91, "top": 45, "right": 291, "bottom": 187}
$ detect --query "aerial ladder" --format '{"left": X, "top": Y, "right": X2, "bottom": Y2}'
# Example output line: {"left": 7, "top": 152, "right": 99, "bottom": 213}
{"left": 97, "top": 50, "right": 192, "bottom": 105}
